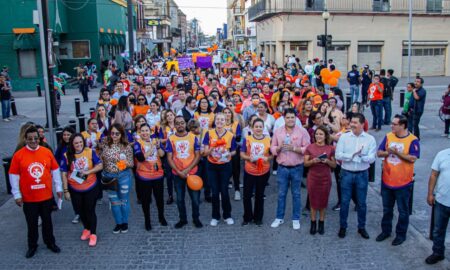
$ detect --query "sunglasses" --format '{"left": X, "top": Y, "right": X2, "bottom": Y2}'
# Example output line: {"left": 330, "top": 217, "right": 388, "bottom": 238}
{"left": 111, "top": 132, "right": 121, "bottom": 136}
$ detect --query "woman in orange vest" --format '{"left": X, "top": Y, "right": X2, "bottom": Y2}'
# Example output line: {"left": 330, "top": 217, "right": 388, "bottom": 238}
{"left": 61, "top": 133, "right": 103, "bottom": 247}
{"left": 132, "top": 94, "right": 150, "bottom": 117}
{"left": 240, "top": 118, "right": 273, "bottom": 226}
{"left": 133, "top": 123, "right": 167, "bottom": 231}
{"left": 203, "top": 113, "right": 237, "bottom": 226}
{"left": 194, "top": 97, "right": 215, "bottom": 131}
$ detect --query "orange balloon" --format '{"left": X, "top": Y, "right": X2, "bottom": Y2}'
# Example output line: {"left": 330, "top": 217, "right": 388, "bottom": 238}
{"left": 322, "top": 76, "right": 331, "bottom": 85}
{"left": 331, "top": 70, "right": 341, "bottom": 79}
{"left": 187, "top": 175, "right": 203, "bottom": 191}
{"left": 170, "top": 48, "right": 176, "bottom": 54}
{"left": 207, "top": 47, "right": 212, "bottom": 53}
{"left": 213, "top": 44, "right": 218, "bottom": 51}
{"left": 320, "top": 68, "right": 330, "bottom": 79}
{"left": 328, "top": 77, "right": 339, "bottom": 87}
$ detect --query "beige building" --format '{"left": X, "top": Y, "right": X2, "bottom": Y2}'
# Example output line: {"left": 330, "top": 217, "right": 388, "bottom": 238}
{"left": 249, "top": 0, "right": 450, "bottom": 77}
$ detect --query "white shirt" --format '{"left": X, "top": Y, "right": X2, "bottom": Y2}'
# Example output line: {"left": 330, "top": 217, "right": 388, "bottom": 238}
{"left": 257, "top": 113, "right": 276, "bottom": 135}
{"left": 273, "top": 116, "right": 302, "bottom": 131}
{"left": 335, "top": 131, "right": 377, "bottom": 172}
{"left": 305, "top": 64, "right": 313, "bottom": 76}
{"left": 431, "top": 148, "right": 450, "bottom": 207}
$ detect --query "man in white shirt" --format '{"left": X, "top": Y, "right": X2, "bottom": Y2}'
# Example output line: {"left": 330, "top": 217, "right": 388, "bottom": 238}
{"left": 335, "top": 113, "right": 377, "bottom": 240}
{"left": 171, "top": 89, "right": 187, "bottom": 114}
{"left": 425, "top": 148, "right": 450, "bottom": 265}
{"left": 304, "top": 60, "right": 314, "bottom": 81}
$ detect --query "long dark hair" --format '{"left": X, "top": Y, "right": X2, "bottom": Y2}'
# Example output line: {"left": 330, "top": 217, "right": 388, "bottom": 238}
{"left": 314, "top": 125, "right": 331, "bottom": 145}
{"left": 107, "top": 123, "right": 128, "bottom": 146}
{"left": 196, "top": 97, "right": 211, "bottom": 114}
{"left": 117, "top": 96, "right": 129, "bottom": 112}
{"left": 66, "top": 133, "right": 85, "bottom": 170}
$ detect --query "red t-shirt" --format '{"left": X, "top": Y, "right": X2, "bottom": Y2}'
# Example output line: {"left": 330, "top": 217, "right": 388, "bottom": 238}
{"left": 9, "top": 146, "right": 59, "bottom": 202}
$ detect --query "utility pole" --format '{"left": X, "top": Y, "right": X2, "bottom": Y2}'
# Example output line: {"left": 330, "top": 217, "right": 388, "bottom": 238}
{"left": 407, "top": 0, "right": 412, "bottom": 82}
{"left": 37, "top": 0, "right": 57, "bottom": 150}
{"left": 127, "top": 0, "right": 134, "bottom": 65}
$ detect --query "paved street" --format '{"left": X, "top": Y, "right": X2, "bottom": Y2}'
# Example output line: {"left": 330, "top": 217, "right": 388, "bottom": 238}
{"left": 0, "top": 78, "right": 448, "bottom": 269}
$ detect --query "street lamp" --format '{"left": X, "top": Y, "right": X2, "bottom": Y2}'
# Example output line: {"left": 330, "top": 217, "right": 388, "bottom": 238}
{"left": 322, "top": 9, "right": 330, "bottom": 66}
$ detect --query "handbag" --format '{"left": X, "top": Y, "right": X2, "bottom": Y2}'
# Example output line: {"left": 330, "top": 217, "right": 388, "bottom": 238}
{"left": 101, "top": 175, "right": 118, "bottom": 191}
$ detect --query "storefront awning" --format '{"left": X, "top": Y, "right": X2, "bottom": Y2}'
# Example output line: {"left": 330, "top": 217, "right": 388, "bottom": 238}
{"left": 117, "top": 35, "right": 125, "bottom": 46}
{"left": 99, "top": 33, "right": 112, "bottom": 45}
{"left": 110, "top": 34, "right": 119, "bottom": 46}
{"left": 13, "top": 33, "right": 38, "bottom": 50}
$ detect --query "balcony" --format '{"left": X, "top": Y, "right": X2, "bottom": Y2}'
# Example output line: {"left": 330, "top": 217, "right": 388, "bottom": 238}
{"left": 233, "top": 6, "right": 245, "bottom": 16}
{"left": 248, "top": 0, "right": 450, "bottom": 22}
{"left": 234, "top": 29, "right": 245, "bottom": 37}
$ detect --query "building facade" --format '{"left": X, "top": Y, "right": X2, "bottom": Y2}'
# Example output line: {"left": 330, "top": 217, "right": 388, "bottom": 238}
{"left": 249, "top": 0, "right": 450, "bottom": 77}
{"left": 0, "top": 0, "right": 133, "bottom": 91}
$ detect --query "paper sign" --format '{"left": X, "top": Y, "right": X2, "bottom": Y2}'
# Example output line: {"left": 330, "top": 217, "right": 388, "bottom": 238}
{"left": 197, "top": 56, "right": 213, "bottom": 69}
{"left": 178, "top": 57, "right": 194, "bottom": 69}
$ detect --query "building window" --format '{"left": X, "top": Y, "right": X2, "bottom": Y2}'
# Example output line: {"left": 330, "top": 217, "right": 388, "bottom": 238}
{"left": 373, "top": 0, "right": 390, "bottom": 12}
{"left": 306, "top": 0, "right": 324, "bottom": 11}
{"left": 359, "top": 45, "right": 382, "bottom": 53}
{"left": 427, "top": 0, "right": 442, "bottom": 12}
{"left": 59, "top": 40, "right": 91, "bottom": 59}
{"left": 18, "top": 50, "right": 37, "bottom": 78}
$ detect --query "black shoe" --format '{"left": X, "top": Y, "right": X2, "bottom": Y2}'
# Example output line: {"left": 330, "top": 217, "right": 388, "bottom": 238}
{"left": 310, "top": 220, "right": 317, "bottom": 235}
{"left": 204, "top": 196, "right": 212, "bottom": 203}
{"left": 113, "top": 224, "right": 121, "bottom": 234}
{"left": 145, "top": 221, "right": 152, "bottom": 231}
{"left": 338, "top": 228, "right": 346, "bottom": 238}
{"left": 25, "top": 247, "right": 37, "bottom": 258}
{"left": 391, "top": 237, "right": 405, "bottom": 246}
{"left": 159, "top": 217, "right": 168, "bottom": 226}
{"left": 376, "top": 232, "right": 390, "bottom": 242}
{"left": 47, "top": 244, "right": 61, "bottom": 254}
{"left": 318, "top": 221, "right": 325, "bottom": 235}
{"left": 166, "top": 196, "right": 174, "bottom": 205}
{"left": 241, "top": 221, "right": 250, "bottom": 226}
{"left": 332, "top": 203, "right": 340, "bottom": 211}
{"left": 358, "top": 228, "right": 370, "bottom": 239}
{"left": 121, "top": 223, "right": 128, "bottom": 233}
{"left": 425, "top": 254, "right": 445, "bottom": 265}
{"left": 255, "top": 220, "right": 263, "bottom": 226}
{"left": 193, "top": 219, "right": 203, "bottom": 228}
{"left": 174, "top": 220, "right": 188, "bottom": 229}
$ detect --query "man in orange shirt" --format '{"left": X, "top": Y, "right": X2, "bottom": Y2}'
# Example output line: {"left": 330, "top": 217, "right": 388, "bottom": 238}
{"left": 368, "top": 75, "right": 384, "bottom": 131}
{"left": 9, "top": 126, "right": 63, "bottom": 258}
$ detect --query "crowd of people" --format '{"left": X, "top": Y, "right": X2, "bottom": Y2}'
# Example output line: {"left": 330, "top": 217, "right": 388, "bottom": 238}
{"left": 6, "top": 53, "right": 450, "bottom": 265}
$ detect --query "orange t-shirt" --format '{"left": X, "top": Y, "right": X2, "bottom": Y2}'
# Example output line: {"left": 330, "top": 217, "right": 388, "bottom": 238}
{"left": 368, "top": 83, "right": 384, "bottom": 101}
{"left": 133, "top": 105, "right": 150, "bottom": 117}
{"left": 9, "top": 146, "right": 59, "bottom": 202}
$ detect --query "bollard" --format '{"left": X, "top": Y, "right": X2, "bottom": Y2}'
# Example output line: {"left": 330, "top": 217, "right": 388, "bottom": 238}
{"left": 2, "top": 157, "right": 12, "bottom": 194}
{"left": 400, "top": 89, "right": 405, "bottom": 108}
{"left": 89, "top": 107, "right": 96, "bottom": 119}
{"left": 55, "top": 127, "right": 63, "bottom": 145}
{"left": 36, "top": 83, "right": 42, "bottom": 97}
{"left": 345, "top": 93, "right": 352, "bottom": 112}
{"left": 10, "top": 98, "right": 17, "bottom": 116}
{"left": 68, "top": 120, "right": 77, "bottom": 131}
{"left": 78, "top": 114, "right": 86, "bottom": 132}
{"left": 75, "top": 98, "right": 81, "bottom": 116}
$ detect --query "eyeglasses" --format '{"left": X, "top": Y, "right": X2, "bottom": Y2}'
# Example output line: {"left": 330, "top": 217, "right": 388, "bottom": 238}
{"left": 138, "top": 98, "right": 145, "bottom": 101}
{"left": 26, "top": 137, "right": 39, "bottom": 141}
{"left": 110, "top": 132, "right": 121, "bottom": 136}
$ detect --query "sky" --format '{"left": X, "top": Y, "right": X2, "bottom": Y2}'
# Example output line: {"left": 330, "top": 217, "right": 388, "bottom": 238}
{"left": 174, "top": 0, "right": 227, "bottom": 36}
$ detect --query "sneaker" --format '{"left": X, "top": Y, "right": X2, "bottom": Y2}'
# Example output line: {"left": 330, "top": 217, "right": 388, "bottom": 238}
{"left": 239, "top": 183, "right": 243, "bottom": 188}
{"left": 113, "top": 224, "right": 121, "bottom": 234}
{"left": 210, "top": 219, "right": 219, "bottom": 227}
{"left": 332, "top": 204, "right": 341, "bottom": 211}
{"left": 80, "top": 229, "right": 91, "bottom": 241}
{"left": 38, "top": 217, "right": 42, "bottom": 226}
{"left": 234, "top": 190, "right": 241, "bottom": 201}
{"left": 441, "top": 134, "right": 448, "bottom": 137}
{"left": 228, "top": 183, "right": 233, "bottom": 189}
{"left": 72, "top": 214, "right": 80, "bottom": 224}
{"left": 292, "top": 220, "right": 301, "bottom": 230}
{"left": 3, "top": 118, "right": 10, "bottom": 122}
{"left": 121, "top": 223, "right": 128, "bottom": 233}
{"left": 225, "top": 218, "right": 234, "bottom": 225}
{"left": 271, "top": 218, "right": 284, "bottom": 228}
{"left": 88, "top": 234, "right": 97, "bottom": 247}
{"left": 272, "top": 170, "right": 277, "bottom": 175}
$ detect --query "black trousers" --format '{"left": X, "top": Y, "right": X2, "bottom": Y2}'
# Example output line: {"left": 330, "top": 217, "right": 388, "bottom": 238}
{"left": 445, "top": 119, "right": 450, "bottom": 134}
{"left": 138, "top": 178, "right": 165, "bottom": 223}
{"left": 23, "top": 198, "right": 56, "bottom": 249}
{"left": 70, "top": 185, "right": 99, "bottom": 234}
{"left": 231, "top": 148, "right": 241, "bottom": 191}
{"left": 243, "top": 172, "right": 269, "bottom": 222}
{"left": 79, "top": 84, "right": 89, "bottom": 102}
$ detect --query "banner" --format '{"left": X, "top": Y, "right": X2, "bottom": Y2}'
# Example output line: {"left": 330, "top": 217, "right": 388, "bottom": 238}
{"left": 178, "top": 57, "right": 194, "bottom": 69}
{"left": 197, "top": 56, "right": 212, "bottom": 69}
{"left": 166, "top": 60, "right": 179, "bottom": 72}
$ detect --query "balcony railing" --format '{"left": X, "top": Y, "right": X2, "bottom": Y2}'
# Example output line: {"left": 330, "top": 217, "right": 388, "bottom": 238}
{"left": 248, "top": 0, "right": 449, "bottom": 22}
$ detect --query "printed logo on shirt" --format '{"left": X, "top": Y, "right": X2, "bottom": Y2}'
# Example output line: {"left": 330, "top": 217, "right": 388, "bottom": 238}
{"left": 175, "top": 140, "right": 190, "bottom": 159}
{"left": 74, "top": 156, "right": 89, "bottom": 171}
{"left": 387, "top": 142, "right": 404, "bottom": 166}
{"left": 251, "top": 142, "right": 265, "bottom": 158}
{"left": 144, "top": 145, "right": 158, "bottom": 161}
{"left": 28, "top": 162, "right": 44, "bottom": 183}
{"left": 31, "top": 184, "right": 46, "bottom": 190}
{"left": 199, "top": 117, "right": 209, "bottom": 129}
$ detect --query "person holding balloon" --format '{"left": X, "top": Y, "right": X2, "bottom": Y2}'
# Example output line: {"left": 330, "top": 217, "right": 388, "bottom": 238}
{"left": 203, "top": 113, "right": 237, "bottom": 226}
{"left": 166, "top": 116, "right": 202, "bottom": 229}
{"left": 240, "top": 118, "right": 273, "bottom": 226}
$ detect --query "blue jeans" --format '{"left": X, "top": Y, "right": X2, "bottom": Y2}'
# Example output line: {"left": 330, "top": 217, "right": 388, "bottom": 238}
{"left": 104, "top": 169, "right": 132, "bottom": 225}
{"left": 340, "top": 169, "right": 368, "bottom": 229}
{"left": 350, "top": 84, "right": 360, "bottom": 103}
{"left": 382, "top": 97, "right": 392, "bottom": 125}
{"left": 381, "top": 185, "right": 411, "bottom": 239}
{"left": 432, "top": 201, "right": 450, "bottom": 256}
{"left": 370, "top": 100, "right": 383, "bottom": 129}
{"left": 276, "top": 165, "right": 303, "bottom": 220}
{"left": 208, "top": 162, "right": 232, "bottom": 220}
{"left": 1, "top": 99, "right": 11, "bottom": 119}
{"left": 174, "top": 175, "right": 200, "bottom": 222}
